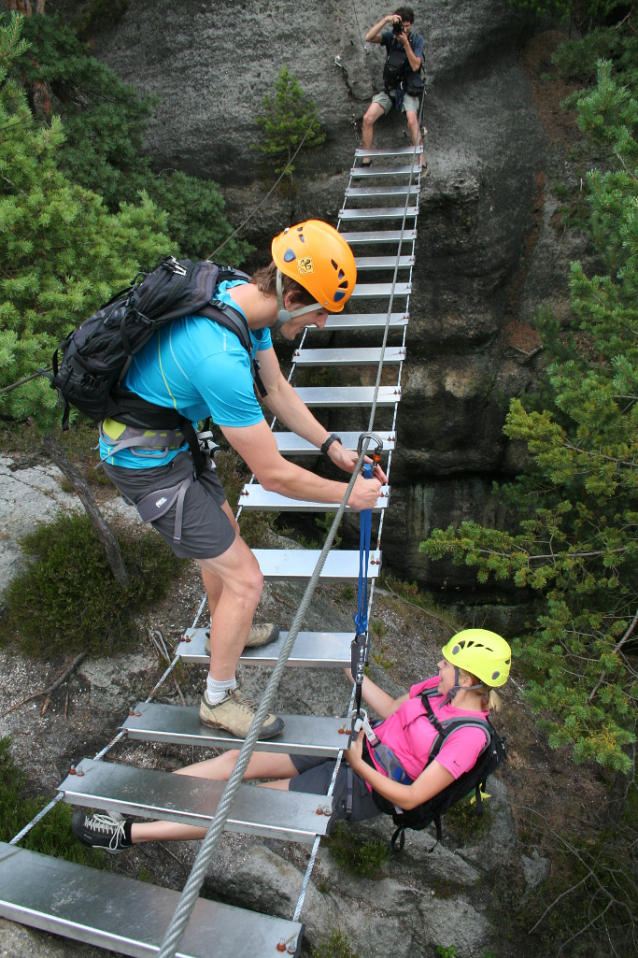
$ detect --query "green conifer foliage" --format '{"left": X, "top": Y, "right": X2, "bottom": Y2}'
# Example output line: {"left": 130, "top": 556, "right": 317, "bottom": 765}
{"left": 421, "top": 61, "right": 638, "bottom": 773}
{"left": 508, "top": 0, "right": 629, "bottom": 25}
{"left": 0, "top": 12, "right": 171, "bottom": 431}
{"left": 254, "top": 65, "right": 325, "bottom": 181}
{"left": 10, "top": 13, "right": 248, "bottom": 263}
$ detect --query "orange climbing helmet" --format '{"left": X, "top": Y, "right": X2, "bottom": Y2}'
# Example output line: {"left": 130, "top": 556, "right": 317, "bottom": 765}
{"left": 271, "top": 220, "right": 357, "bottom": 325}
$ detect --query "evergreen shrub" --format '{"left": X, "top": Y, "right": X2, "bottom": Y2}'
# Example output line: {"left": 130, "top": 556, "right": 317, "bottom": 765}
{"left": 0, "top": 513, "right": 183, "bottom": 656}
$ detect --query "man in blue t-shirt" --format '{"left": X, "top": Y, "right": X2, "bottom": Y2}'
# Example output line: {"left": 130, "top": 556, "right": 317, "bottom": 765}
{"left": 362, "top": 6, "right": 426, "bottom": 171}
{"left": 98, "top": 221, "right": 386, "bottom": 746}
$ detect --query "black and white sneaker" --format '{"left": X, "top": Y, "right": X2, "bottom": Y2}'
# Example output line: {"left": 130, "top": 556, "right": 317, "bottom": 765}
{"left": 72, "top": 810, "right": 132, "bottom": 854}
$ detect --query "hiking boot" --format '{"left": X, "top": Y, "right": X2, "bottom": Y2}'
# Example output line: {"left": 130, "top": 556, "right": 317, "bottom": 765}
{"left": 204, "top": 623, "right": 279, "bottom": 655}
{"left": 199, "top": 688, "right": 284, "bottom": 740}
{"left": 72, "top": 810, "right": 132, "bottom": 854}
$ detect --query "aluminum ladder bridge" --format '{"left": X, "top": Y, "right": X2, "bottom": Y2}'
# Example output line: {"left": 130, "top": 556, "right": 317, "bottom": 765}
{"left": 0, "top": 143, "right": 423, "bottom": 958}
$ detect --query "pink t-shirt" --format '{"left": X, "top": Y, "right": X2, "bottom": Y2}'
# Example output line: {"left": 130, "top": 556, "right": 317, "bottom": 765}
{"left": 368, "top": 677, "right": 490, "bottom": 783}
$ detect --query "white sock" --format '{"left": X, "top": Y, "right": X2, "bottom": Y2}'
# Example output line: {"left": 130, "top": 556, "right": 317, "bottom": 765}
{"left": 206, "top": 674, "right": 237, "bottom": 705}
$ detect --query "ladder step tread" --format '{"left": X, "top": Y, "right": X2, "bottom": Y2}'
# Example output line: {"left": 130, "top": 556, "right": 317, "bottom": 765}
{"left": 355, "top": 255, "right": 414, "bottom": 269}
{"left": 274, "top": 430, "right": 396, "bottom": 454}
{"left": 340, "top": 207, "right": 418, "bottom": 219}
{"left": 239, "top": 483, "right": 390, "bottom": 512}
{"left": 323, "top": 312, "right": 408, "bottom": 330}
{"left": 352, "top": 282, "right": 411, "bottom": 297}
{"left": 124, "top": 703, "right": 348, "bottom": 756}
{"left": 252, "top": 549, "right": 382, "bottom": 581}
{"left": 292, "top": 347, "right": 406, "bottom": 365}
{"left": 350, "top": 164, "right": 419, "bottom": 177}
{"left": 179, "top": 627, "right": 353, "bottom": 668}
{"left": 340, "top": 230, "right": 417, "bottom": 243}
{"left": 355, "top": 145, "right": 423, "bottom": 156}
{"left": 345, "top": 185, "right": 420, "bottom": 197}
{"left": 0, "top": 843, "right": 303, "bottom": 958}
{"left": 294, "top": 385, "right": 400, "bottom": 406}
{"left": 59, "top": 759, "right": 330, "bottom": 844}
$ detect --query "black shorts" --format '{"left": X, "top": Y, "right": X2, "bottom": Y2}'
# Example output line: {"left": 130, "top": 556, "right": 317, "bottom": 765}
{"left": 103, "top": 452, "right": 236, "bottom": 560}
{"left": 289, "top": 754, "right": 380, "bottom": 828}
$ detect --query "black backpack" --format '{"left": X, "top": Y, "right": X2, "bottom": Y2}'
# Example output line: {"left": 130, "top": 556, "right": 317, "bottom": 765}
{"left": 364, "top": 688, "right": 505, "bottom": 851}
{"left": 383, "top": 37, "right": 424, "bottom": 98}
{"left": 383, "top": 39, "right": 408, "bottom": 93}
{"left": 50, "top": 256, "right": 264, "bottom": 444}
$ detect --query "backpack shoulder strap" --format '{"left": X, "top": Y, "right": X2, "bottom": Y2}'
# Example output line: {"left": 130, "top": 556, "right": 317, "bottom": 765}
{"left": 420, "top": 690, "right": 492, "bottom": 761}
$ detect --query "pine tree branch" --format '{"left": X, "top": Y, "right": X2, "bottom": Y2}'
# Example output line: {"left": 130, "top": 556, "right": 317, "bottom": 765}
{"left": 588, "top": 608, "right": 638, "bottom": 703}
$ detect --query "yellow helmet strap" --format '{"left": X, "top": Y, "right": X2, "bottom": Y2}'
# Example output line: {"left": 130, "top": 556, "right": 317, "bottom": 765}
{"left": 273, "top": 269, "right": 322, "bottom": 330}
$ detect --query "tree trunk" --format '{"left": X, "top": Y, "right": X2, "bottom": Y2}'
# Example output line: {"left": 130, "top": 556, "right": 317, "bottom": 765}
{"left": 7, "top": 1, "right": 46, "bottom": 13}
{"left": 41, "top": 433, "right": 129, "bottom": 588}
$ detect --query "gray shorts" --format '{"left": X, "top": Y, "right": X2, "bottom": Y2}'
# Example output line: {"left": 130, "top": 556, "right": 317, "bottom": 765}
{"left": 289, "top": 754, "right": 380, "bottom": 828}
{"left": 103, "top": 452, "right": 235, "bottom": 560}
{"left": 372, "top": 89, "right": 421, "bottom": 115}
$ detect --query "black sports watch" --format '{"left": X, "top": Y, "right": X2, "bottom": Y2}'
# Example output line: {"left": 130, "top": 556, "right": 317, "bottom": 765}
{"left": 320, "top": 433, "right": 342, "bottom": 457}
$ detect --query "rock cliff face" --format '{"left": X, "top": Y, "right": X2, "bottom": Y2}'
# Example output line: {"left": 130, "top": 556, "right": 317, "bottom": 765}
{"left": 87, "top": 1, "right": 582, "bottom": 621}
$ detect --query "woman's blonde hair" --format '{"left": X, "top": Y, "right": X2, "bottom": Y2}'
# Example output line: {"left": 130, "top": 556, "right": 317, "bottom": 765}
{"left": 460, "top": 668, "right": 502, "bottom": 713}
{"left": 250, "top": 262, "right": 315, "bottom": 306}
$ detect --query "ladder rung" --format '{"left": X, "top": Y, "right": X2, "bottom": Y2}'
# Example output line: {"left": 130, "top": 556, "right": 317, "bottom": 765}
{"left": 252, "top": 549, "right": 382, "bottom": 581}
{"left": 123, "top": 703, "right": 348, "bottom": 756}
{"left": 345, "top": 185, "right": 420, "bottom": 199}
{"left": 355, "top": 255, "right": 414, "bottom": 269}
{"left": 351, "top": 164, "right": 419, "bottom": 177}
{"left": 59, "top": 759, "right": 330, "bottom": 844}
{"left": 0, "top": 843, "right": 304, "bottom": 958}
{"left": 293, "top": 386, "right": 400, "bottom": 406}
{"left": 239, "top": 484, "right": 390, "bottom": 512}
{"left": 293, "top": 347, "right": 405, "bottom": 366}
{"left": 179, "top": 627, "right": 353, "bottom": 668}
{"left": 323, "top": 312, "right": 408, "bottom": 330}
{"left": 274, "top": 430, "right": 396, "bottom": 455}
{"left": 355, "top": 145, "right": 423, "bottom": 156}
{"left": 340, "top": 230, "right": 417, "bottom": 243}
{"left": 352, "top": 282, "right": 411, "bottom": 297}
{"left": 340, "top": 207, "right": 418, "bottom": 220}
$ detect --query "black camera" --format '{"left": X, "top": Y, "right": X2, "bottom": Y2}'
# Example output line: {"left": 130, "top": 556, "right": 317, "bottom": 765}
{"left": 392, "top": 19, "right": 404, "bottom": 34}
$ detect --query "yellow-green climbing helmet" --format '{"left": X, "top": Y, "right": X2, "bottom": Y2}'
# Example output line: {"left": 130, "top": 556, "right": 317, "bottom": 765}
{"left": 442, "top": 629, "right": 511, "bottom": 687}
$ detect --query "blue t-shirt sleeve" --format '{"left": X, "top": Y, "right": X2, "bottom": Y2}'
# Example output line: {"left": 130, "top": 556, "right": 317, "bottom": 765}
{"left": 411, "top": 33, "right": 424, "bottom": 59}
{"left": 380, "top": 30, "right": 394, "bottom": 51}
{"left": 253, "top": 327, "right": 273, "bottom": 352}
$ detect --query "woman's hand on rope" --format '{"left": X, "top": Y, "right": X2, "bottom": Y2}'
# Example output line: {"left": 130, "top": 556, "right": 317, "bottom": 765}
{"left": 330, "top": 443, "right": 388, "bottom": 483}
{"left": 344, "top": 729, "right": 365, "bottom": 770}
{"left": 347, "top": 473, "right": 384, "bottom": 510}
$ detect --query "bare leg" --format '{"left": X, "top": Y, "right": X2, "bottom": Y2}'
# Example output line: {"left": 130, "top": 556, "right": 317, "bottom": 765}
{"left": 362, "top": 102, "right": 385, "bottom": 162}
{"left": 130, "top": 750, "right": 297, "bottom": 844}
{"left": 196, "top": 502, "right": 263, "bottom": 682}
{"left": 405, "top": 110, "right": 426, "bottom": 166}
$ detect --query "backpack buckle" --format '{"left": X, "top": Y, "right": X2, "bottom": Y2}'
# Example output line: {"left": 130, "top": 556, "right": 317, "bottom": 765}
{"left": 163, "top": 256, "right": 187, "bottom": 276}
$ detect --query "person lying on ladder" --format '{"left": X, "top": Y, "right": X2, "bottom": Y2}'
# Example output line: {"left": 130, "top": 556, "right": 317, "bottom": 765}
{"left": 99, "top": 221, "right": 385, "bottom": 742}
{"left": 72, "top": 631, "right": 510, "bottom": 852}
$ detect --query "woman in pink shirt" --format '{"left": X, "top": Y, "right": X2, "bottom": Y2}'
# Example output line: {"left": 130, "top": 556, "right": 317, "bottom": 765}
{"left": 72, "top": 630, "right": 511, "bottom": 852}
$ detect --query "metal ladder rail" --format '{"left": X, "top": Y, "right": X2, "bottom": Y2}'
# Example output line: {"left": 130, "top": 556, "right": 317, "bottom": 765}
{"left": 0, "top": 146, "right": 420, "bottom": 954}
